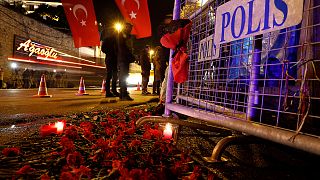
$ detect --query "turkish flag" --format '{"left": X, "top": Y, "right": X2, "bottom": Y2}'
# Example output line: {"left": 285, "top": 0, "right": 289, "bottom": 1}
{"left": 115, "top": 0, "right": 151, "bottom": 39}
{"left": 61, "top": 0, "right": 100, "bottom": 48}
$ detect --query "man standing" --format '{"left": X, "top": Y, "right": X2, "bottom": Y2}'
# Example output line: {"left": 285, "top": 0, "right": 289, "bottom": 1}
{"left": 117, "top": 23, "right": 134, "bottom": 101}
{"left": 139, "top": 45, "right": 151, "bottom": 95}
{"left": 0, "top": 67, "right": 3, "bottom": 89}
{"left": 152, "top": 46, "right": 163, "bottom": 95}
{"left": 102, "top": 29, "right": 119, "bottom": 97}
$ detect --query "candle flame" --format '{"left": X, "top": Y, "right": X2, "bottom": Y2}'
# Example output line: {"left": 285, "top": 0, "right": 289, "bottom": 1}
{"left": 165, "top": 123, "right": 172, "bottom": 131}
{"left": 163, "top": 123, "right": 173, "bottom": 139}
{"left": 55, "top": 122, "right": 64, "bottom": 133}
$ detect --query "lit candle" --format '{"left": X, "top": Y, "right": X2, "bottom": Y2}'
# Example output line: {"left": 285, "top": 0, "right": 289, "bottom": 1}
{"left": 55, "top": 121, "right": 64, "bottom": 134}
{"left": 163, "top": 123, "right": 173, "bottom": 139}
{"left": 40, "top": 124, "right": 57, "bottom": 137}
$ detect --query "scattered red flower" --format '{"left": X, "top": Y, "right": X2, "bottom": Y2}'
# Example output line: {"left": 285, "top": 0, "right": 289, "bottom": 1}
{"left": 112, "top": 160, "right": 122, "bottom": 170}
{"left": 188, "top": 166, "right": 201, "bottom": 180}
{"left": 60, "top": 172, "right": 75, "bottom": 180}
{"left": 64, "top": 126, "right": 79, "bottom": 140}
{"left": 129, "top": 139, "right": 142, "bottom": 148}
{"left": 40, "top": 174, "right": 50, "bottom": 180}
{"left": 2, "top": 147, "right": 20, "bottom": 157}
{"left": 16, "top": 165, "right": 35, "bottom": 175}
{"left": 67, "top": 151, "right": 84, "bottom": 167}
{"left": 80, "top": 122, "right": 94, "bottom": 132}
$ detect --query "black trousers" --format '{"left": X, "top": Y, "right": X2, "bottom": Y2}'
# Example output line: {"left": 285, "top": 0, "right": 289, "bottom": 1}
{"left": 153, "top": 80, "right": 160, "bottom": 94}
{"left": 105, "top": 62, "right": 118, "bottom": 93}
{"left": 141, "top": 70, "right": 150, "bottom": 92}
{"left": 118, "top": 61, "right": 129, "bottom": 96}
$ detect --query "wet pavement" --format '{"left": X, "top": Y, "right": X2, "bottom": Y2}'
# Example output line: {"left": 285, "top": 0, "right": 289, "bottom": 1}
{"left": 0, "top": 88, "right": 158, "bottom": 145}
{"left": 0, "top": 88, "right": 158, "bottom": 124}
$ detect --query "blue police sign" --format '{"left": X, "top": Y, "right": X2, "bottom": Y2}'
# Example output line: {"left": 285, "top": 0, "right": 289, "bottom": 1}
{"left": 214, "top": 0, "right": 303, "bottom": 44}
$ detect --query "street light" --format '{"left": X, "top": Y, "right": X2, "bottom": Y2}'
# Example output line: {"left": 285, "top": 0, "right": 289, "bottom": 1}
{"left": 11, "top": 62, "right": 17, "bottom": 69}
{"left": 114, "top": 22, "right": 123, "bottom": 33}
{"left": 149, "top": 49, "right": 154, "bottom": 57}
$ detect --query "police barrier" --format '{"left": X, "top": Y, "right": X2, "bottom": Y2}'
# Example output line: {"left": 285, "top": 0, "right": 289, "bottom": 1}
{"left": 165, "top": 0, "right": 320, "bottom": 155}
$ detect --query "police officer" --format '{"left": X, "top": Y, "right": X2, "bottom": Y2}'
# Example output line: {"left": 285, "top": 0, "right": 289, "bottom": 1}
{"left": 101, "top": 29, "right": 119, "bottom": 97}
{"left": 116, "top": 23, "right": 134, "bottom": 101}
{"left": 139, "top": 45, "right": 151, "bottom": 95}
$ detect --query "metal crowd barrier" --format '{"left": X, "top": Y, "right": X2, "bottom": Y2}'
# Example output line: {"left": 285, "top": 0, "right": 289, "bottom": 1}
{"left": 162, "top": 0, "right": 320, "bottom": 156}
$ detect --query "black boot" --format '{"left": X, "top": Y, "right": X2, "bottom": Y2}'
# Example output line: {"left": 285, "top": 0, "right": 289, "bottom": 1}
{"left": 105, "top": 91, "right": 116, "bottom": 97}
{"left": 112, "top": 90, "right": 120, "bottom": 97}
{"left": 120, "top": 89, "right": 133, "bottom": 101}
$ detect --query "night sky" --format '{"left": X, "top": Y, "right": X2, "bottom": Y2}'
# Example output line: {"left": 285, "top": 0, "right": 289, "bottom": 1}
{"left": 93, "top": 0, "right": 174, "bottom": 49}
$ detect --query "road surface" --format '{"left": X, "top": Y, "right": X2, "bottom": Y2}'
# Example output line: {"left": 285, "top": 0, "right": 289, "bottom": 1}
{"left": 0, "top": 88, "right": 158, "bottom": 124}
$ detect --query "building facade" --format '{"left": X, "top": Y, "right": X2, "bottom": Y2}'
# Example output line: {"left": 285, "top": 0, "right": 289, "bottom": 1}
{"left": 0, "top": 4, "right": 106, "bottom": 88}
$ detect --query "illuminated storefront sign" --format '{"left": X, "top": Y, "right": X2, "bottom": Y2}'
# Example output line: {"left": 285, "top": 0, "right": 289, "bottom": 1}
{"left": 13, "top": 35, "right": 59, "bottom": 60}
{"left": 12, "top": 35, "right": 105, "bottom": 69}
{"left": 17, "top": 39, "right": 58, "bottom": 59}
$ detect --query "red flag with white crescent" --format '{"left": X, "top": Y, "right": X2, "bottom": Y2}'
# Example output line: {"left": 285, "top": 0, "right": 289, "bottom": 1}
{"left": 61, "top": 0, "right": 100, "bottom": 48}
{"left": 115, "top": 0, "right": 152, "bottom": 39}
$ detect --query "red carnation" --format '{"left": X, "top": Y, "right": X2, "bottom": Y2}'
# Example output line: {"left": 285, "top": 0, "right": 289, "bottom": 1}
{"left": 72, "top": 165, "right": 91, "bottom": 179}
{"left": 100, "top": 121, "right": 107, "bottom": 127}
{"left": 40, "top": 174, "right": 50, "bottom": 180}
{"left": 105, "top": 127, "right": 116, "bottom": 136}
{"left": 59, "top": 136, "right": 75, "bottom": 156}
{"left": 143, "top": 131, "right": 152, "bottom": 140}
{"left": 126, "top": 128, "right": 135, "bottom": 135}
{"left": 112, "top": 160, "right": 122, "bottom": 170}
{"left": 16, "top": 165, "right": 35, "bottom": 175}
{"left": 150, "top": 129, "right": 163, "bottom": 139}
{"left": 2, "top": 147, "right": 20, "bottom": 157}
{"left": 80, "top": 122, "right": 94, "bottom": 132}
{"left": 105, "top": 150, "right": 118, "bottom": 160}
{"left": 60, "top": 172, "right": 75, "bottom": 180}
{"left": 64, "top": 126, "right": 79, "bottom": 140}
{"left": 189, "top": 166, "right": 201, "bottom": 180}
{"left": 67, "top": 151, "right": 84, "bottom": 167}
{"left": 83, "top": 131, "right": 95, "bottom": 141}
{"left": 118, "top": 122, "right": 127, "bottom": 131}
{"left": 129, "top": 139, "right": 142, "bottom": 148}
{"left": 94, "top": 138, "right": 110, "bottom": 150}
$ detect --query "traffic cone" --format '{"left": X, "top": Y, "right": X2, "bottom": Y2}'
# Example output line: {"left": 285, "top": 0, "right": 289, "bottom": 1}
{"left": 75, "top": 77, "right": 89, "bottom": 96}
{"left": 135, "top": 82, "right": 141, "bottom": 91}
{"left": 33, "top": 74, "right": 52, "bottom": 98}
{"left": 101, "top": 79, "right": 106, "bottom": 94}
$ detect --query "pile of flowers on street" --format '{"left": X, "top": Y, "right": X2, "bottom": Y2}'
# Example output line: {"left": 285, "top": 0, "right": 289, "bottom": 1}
{"left": 0, "top": 105, "right": 209, "bottom": 179}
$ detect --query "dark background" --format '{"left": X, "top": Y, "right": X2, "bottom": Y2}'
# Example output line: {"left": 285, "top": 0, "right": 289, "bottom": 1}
{"left": 94, "top": 0, "right": 174, "bottom": 51}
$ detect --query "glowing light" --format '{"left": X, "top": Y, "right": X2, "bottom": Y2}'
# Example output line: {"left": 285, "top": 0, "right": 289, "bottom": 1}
{"left": 149, "top": 49, "right": 155, "bottom": 57}
{"left": 126, "top": 73, "right": 142, "bottom": 85}
{"left": 22, "top": 1, "right": 62, "bottom": 7}
{"left": 10, "top": 62, "right": 18, "bottom": 69}
{"left": 53, "top": 69, "right": 56, "bottom": 72}
{"left": 163, "top": 123, "right": 173, "bottom": 139}
{"left": 11, "top": 125, "right": 15, "bottom": 128}
{"left": 114, "top": 22, "right": 123, "bottom": 32}
{"left": 197, "top": 0, "right": 209, "bottom": 6}
{"left": 64, "top": 69, "right": 67, "bottom": 72}
{"left": 57, "top": 51, "right": 95, "bottom": 64}
{"left": 36, "top": 57, "right": 105, "bottom": 69}
{"left": 8, "top": 58, "right": 82, "bottom": 69}
{"left": 55, "top": 122, "right": 64, "bottom": 134}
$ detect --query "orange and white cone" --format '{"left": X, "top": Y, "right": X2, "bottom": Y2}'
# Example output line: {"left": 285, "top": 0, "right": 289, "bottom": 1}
{"left": 33, "top": 74, "right": 52, "bottom": 98}
{"left": 101, "top": 79, "right": 106, "bottom": 94}
{"left": 135, "top": 82, "right": 141, "bottom": 91}
{"left": 76, "top": 77, "right": 89, "bottom": 96}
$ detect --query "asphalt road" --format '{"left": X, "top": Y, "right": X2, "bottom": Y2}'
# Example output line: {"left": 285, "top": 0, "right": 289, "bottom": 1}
{"left": 0, "top": 88, "right": 158, "bottom": 123}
